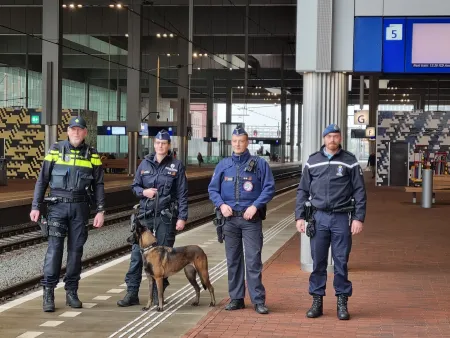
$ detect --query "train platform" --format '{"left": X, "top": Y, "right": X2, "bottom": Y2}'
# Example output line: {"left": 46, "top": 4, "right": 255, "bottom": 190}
{"left": 0, "top": 185, "right": 299, "bottom": 338}
{"left": 0, "top": 161, "right": 301, "bottom": 210}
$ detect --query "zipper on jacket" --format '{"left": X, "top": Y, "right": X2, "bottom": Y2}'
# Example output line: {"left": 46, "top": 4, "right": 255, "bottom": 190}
{"left": 235, "top": 163, "right": 240, "bottom": 205}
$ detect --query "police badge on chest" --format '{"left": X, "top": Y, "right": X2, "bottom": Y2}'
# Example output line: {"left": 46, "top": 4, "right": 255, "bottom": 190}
{"left": 336, "top": 165, "right": 344, "bottom": 176}
{"left": 243, "top": 181, "right": 253, "bottom": 191}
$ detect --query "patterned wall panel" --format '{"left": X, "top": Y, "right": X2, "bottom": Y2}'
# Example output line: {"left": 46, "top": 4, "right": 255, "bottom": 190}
{"left": 0, "top": 108, "right": 98, "bottom": 179}
{"left": 376, "top": 110, "right": 450, "bottom": 186}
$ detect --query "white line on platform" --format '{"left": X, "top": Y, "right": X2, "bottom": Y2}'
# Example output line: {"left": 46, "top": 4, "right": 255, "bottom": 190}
{"left": 93, "top": 296, "right": 111, "bottom": 301}
{"left": 39, "top": 321, "right": 64, "bottom": 327}
{"left": 59, "top": 311, "right": 82, "bottom": 318}
{"left": 16, "top": 332, "right": 44, "bottom": 338}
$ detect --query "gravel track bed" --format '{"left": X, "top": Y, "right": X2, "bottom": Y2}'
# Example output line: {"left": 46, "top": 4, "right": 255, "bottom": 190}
{"left": 0, "top": 201, "right": 214, "bottom": 292}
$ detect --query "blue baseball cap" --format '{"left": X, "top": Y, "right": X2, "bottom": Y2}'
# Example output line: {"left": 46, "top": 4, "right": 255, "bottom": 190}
{"left": 155, "top": 129, "right": 171, "bottom": 142}
{"left": 232, "top": 125, "right": 248, "bottom": 136}
{"left": 323, "top": 124, "right": 341, "bottom": 137}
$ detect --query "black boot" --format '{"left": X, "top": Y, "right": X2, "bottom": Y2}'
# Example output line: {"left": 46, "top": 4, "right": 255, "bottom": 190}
{"left": 306, "top": 295, "right": 323, "bottom": 318}
{"left": 43, "top": 286, "right": 55, "bottom": 312}
{"left": 337, "top": 295, "right": 350, "bottom": 320}
{"left": 66, "top": 290, "right": 82, "bottom": 308}
{"left": 117, "top": 291, "right": 140, "bottom": 307}
{"left": 225, "top": 299, "right": 245, "bottom": 311}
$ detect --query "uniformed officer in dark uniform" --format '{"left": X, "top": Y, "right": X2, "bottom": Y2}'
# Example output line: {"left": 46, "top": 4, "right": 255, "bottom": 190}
{"left": 30, "top": 116, "right": 105, "bottom": 312}
{"left": 117, "top": 129, "right": 188, "bottom": 307}
{"left": 208, "top": 126, "right": 275, "bottom": 315}
{"left": 295, "top": 124, "right": 366, "bottom": 320}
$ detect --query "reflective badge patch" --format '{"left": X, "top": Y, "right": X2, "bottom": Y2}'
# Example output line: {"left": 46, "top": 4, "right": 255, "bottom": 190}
{"left": 167, "top": 171, "right": 176, "bottom": 176}
{"left": 242, "top": 176, "right": 252, "bottom": 181}
{"left": 243, "top": 181, "right": 253, "bottom": 191}
{"left": 64, "top": 154, "right": 71, "bottom": 162}
{"left": 336, "top": 165, "right": 343, "bottom": 176}
{"left": 224, "top": 177, "right": 234, "bottom": 182}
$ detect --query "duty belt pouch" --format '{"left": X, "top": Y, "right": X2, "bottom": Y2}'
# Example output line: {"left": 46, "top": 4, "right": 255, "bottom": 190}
{"left": 213, "top": 207, "right": 225, "bottom": 243}
{"left": 304, "top": 201, "right": 316, "bottom": 238}
{"left": 38, "top": 217, "right": 49, "bottom": 238}
{"left": 306, "top": 220, "right": 316, "bottom": 238}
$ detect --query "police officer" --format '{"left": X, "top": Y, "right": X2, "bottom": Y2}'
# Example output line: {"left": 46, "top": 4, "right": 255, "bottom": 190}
{"left": 117, "top": 129, "right": 188, "bottom": 307}
{"left": 295, "top": 124, "right": 366, "bottom": 320}
{"left": 30, "top": 116, "right": 105, "bottom": 312}
{"left": 208, "top": 126, "right": 275, "bottom": 315}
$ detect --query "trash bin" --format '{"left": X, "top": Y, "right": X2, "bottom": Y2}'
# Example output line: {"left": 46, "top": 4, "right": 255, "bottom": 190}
{"left": 0, "top": 158, "right": 7, "bottom": 186}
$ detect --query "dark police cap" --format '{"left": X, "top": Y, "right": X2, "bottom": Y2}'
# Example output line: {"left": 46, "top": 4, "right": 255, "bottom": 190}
{"left": 155, "top": 129, "right": 171, "bottom": 142}
{"left": 232, "top": 125, "right": 248, "bottom": 136}
{"left": 323, "top": 124, "right": 341, "bottom": 137}
{"left": 68, "top": 116, "right": 87, "bottom": 129}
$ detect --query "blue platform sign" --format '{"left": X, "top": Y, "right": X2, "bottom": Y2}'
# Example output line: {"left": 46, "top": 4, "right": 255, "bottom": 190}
{"left": 353, "top": 17, "right": 383, "bottom": 72}
{"left": 383, "top": 18, "right": 406, "bottom": 73}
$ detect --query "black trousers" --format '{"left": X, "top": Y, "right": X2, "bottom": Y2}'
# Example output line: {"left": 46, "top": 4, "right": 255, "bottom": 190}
{"left": 41, "top": 202, "right": 90, "bottom": 290}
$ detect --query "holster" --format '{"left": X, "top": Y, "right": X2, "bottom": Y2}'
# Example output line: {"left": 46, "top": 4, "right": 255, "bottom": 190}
{"left": 212, "top": 207, "right": 225, "bottom": 243}
{"left": 38, "top": 217, "right": 49, "bottom": 238}
{"left": 304, "top": 201, "right": 316, "bottom": 238}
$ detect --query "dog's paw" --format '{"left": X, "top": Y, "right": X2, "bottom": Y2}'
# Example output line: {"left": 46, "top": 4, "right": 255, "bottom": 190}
{"left": 142, "top": 306, "right": 149, "bottom": 311}
{"left": 209, "top": 302, "right": 215, "bottom": 307}
{"left": 191, "top": 301, "right": 199, "bottom": 306}
{"left": 156, "top": 306, "right": 163, "bottom": 312}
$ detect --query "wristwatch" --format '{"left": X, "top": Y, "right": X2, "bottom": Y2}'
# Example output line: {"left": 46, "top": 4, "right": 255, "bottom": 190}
{"left": 97, "top": 210, "right": 106, "bottom": 215}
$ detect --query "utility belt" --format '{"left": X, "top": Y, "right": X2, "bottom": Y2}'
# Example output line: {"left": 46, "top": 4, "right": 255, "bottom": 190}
{"left": 46, "top": 196, "right": 90, "bottom": 204}
{"left": 37, "top": 198, "right": 71, "bottom": 238}
{"left": 304, "top": 198, "right": 355, "bottom": 238}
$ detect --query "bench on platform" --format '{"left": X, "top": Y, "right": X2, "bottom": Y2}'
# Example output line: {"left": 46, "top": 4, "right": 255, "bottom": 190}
{"left": 404, "top": 175, "right": 450, "bottom": 203}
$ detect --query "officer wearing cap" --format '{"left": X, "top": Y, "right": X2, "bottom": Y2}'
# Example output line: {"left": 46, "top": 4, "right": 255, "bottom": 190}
{"left": 117, "top": 129, "right": 188, "bottom": 307}
{"left": 30, "top": 115, "right": 105, "bottom": 312}
{"left": 208, "top": 125, "right": 275, "bottom": 314}
{"left": 295, "top": 124, "right": 366, "bottom": 320}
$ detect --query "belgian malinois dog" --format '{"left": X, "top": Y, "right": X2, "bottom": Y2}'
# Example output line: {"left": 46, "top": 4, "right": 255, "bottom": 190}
{"left": 128, "top": 217, "right": 216, "bottom": 312}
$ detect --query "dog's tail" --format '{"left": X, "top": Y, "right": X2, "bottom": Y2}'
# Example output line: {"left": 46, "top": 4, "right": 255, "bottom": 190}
{"left": 194, "top": 252, "right": 210, "bottom": 290}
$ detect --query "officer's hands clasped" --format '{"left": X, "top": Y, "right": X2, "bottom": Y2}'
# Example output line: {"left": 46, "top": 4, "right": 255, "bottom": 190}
{"left": 220, "top": 204, "right": 233, "bottom": 218}
{"left": 143, "top": 188, "right": 158, "bottom": 199}
{"left": 243, "top": 205, "right": 258, "bottom": 220}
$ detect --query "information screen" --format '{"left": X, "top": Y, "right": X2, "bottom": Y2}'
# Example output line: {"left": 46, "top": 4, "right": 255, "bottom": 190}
{"left": 111, "top": 127, "right": 126, "bottom": 135}
{"left": 411, "top": 23, "right": 450, "bottom": 67}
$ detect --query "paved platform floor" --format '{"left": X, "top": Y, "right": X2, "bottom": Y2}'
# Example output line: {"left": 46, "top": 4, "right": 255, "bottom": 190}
{"left": 184, "top": 177, "right": 450, "bottom": 338}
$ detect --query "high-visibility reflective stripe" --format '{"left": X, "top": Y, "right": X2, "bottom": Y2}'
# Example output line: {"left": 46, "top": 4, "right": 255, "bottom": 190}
{"left": 91, "top": 158, "right": 102, "bottom": 166}
{"left": 44, "top": 154, "right": 55, "bottom": 162}
{"left": 55, "top": 158, "right": 93, "bottom": 168}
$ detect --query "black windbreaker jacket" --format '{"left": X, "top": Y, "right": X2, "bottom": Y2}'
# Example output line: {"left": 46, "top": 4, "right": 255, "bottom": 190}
{"left": 295, "top": 145, "right": 367, "bottom": 222}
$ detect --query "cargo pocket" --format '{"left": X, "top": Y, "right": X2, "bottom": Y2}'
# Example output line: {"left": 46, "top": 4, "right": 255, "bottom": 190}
{"left": 49, "top": 167, "right": 68, "bottom": 190}
{"left": 77, "top": 171, "right": 94, "bottom": 191}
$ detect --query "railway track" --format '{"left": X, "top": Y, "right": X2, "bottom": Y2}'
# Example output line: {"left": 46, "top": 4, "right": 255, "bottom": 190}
{"left": 0, "top": 174, "right": 300, "bottom": 302}
{"left": 0, "top": 170, "right": 300, "bottom": 255}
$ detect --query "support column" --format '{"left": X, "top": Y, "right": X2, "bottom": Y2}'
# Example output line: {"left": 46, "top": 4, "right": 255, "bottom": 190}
{"left": 290, "top": 98, "right": 295, "bottom": 162}
{"left": 126, "top": 0, "right": 142, "bottom": 175}
{"left": 85, "top": 80, "right": 90, "bottom": 111}
{"left": 206, "top": 74, "right": 214, "bottom": 156}
{"left": 301, "top": 72, "right": 348, "bottom": 273}
{"left": 280, "top": 50, "right": 286, "bottom": 163}
{"left": 176, "top": 1, "right": 193, "bottom": 165}
{"left": 368, "top": 76, "right": 379, "bottom": 155}
{"left": 226, "top": 85, "right": 233, "bottom": 123}
{"left": 42, "top": 0, "right": 62, "bottom": 151}
{"left": 297, "top": 101, "right": 302, "bottom": 163}
{"left": 147, "top": 54, "right": 159, "bottom": 125}
{"left": 116, "top": 87, "right": 121, "bottom": 156}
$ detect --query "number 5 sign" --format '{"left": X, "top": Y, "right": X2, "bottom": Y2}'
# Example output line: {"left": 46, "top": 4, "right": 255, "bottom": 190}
{"left": 386, "top": 24, "right": 403, "bottom": 41}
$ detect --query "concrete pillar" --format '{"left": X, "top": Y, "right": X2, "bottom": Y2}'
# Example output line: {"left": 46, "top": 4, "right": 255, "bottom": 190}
{"left": 42, "top": 0, "right": 62, "bottom": 151}
{"left": 116, "top": 87, "right": 121, "bottom": 156}
{"left": 226, "top": 85, "right": 233, "bottom": 124}
{"left": 85, "top": 80, "right": 90, "bottom": 111}
{"left": 147, "top": 54, "right": 159, "bottom": 125}
{"left": 126, "top": 0, "right": 142, "bottom": 175}
{"left": 297, "top": 102, "right": 302, "bottom": 163}
{"left": 290, "top": 98, "right": 296, "bottom": 162}
{"left": 280, "top": 52, "right": 286, "bottom": 163}
{"left": 301, "top": 71, "right": 348, "bottom": 273}
{"left": 177, "top": 43, "right": 191, "bottom": 165}
{"left": 368, "top": 76, "right": 379, "bottom": 154}
{"left": 206, "top": 74, "right": 214, "bottom": 156}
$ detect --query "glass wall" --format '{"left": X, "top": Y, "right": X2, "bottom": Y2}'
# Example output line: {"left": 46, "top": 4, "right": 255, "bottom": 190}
{"left": 0, "top": 67, "right": 127, "bottom": 154}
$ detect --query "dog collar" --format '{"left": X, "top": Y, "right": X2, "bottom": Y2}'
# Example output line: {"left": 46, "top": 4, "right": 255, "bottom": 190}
{"left": 140, "top": 242, "right": 158, "bottom": 254}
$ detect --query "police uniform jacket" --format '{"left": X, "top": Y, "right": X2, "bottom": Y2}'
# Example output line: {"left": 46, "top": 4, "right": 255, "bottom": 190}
{"left": 131, "top": 151, "right": 188, "bottom": 221}
{"left": 295, "top": 145, "right": 367, "bottom": 222}
{"left": 208, "top": 149, "right": 275, "bottom": 211}
{"left": 32, "top": 140, "right": 105, "bottom": 211}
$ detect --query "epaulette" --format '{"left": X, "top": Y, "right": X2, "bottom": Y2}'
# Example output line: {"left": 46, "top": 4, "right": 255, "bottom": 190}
{"left": 342, "top": 149, "right": 357, "bottom": 158}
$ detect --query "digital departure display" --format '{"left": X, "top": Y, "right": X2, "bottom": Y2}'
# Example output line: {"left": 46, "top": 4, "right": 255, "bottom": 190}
{"left": 411, "top": 23, "right": 450, "bottom": 68}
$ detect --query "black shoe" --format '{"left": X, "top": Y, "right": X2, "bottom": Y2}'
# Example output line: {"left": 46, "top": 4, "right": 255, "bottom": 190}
{"left": 117, "top": 291, "right": 140, "bottom": 307}
{"left": 337, "top": 295, "right": 350, "bottom": 320}
{"left": 43, "top": 286, "right": 55, "bottom": 312}
{"left": 66, "top": 290, "right": 82, "bottom": 308}
{"left": 254, "top": 303, "right": 269, "bottom": 314}
{"left": 225, "top": 299, "right": 245, "bottom": 311}
{"left": 306, "top": 295, "right": 323, "bottom": 318}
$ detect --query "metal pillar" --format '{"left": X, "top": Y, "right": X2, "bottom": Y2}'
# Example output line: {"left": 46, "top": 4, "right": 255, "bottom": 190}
{"left": 116, "top": 87, "right": 121, "bottom": 156}
{"left": 126, "top": 0, "right": 142, "bottom": 175}
{"left": 244, "top": 0, "right": 249, "bottom": 100}
{"left": 368, "top": 76, "right": 379, "bottom": 155}
{"left": 85, "top": 80, "right": 90, "bottom": 111}
{"left": 206, "top": 74, "right": 214, "bottom": 156}
{"left": 42, "top": 0, "right": 62, "bottom": 151}
{"left": 297, "top": 101, "right": 302, "bottom": 163}
{"left": 301, "top": 72, "right": 348, "bottom": 273}
{"left": 148, "top": 54, "right": 159, "bottom": 125}
{"left": 25, "top": 34, "right": 29, "bottom": 108}
{"left": 226, "top": 85, "right": 233, "bottom": 123}
{"left": 422, "top": 169, "right": 433, "bottom": 208}
{"left": 290, "top": 98, "right": 295, "bottom": 162}
{"left": 280, "top": 49, "right": 286, "bottom": 163}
